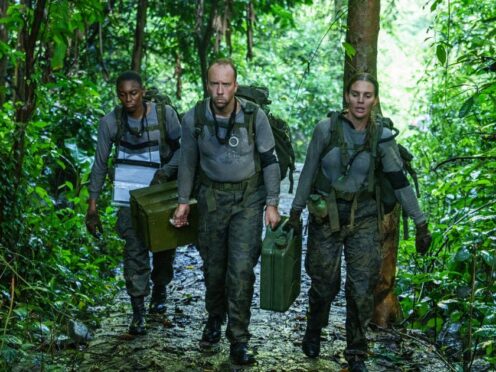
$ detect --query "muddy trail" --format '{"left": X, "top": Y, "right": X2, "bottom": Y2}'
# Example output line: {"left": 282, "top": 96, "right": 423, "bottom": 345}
{"left": 74, "top": 169, "right": 448, "bottom": 371}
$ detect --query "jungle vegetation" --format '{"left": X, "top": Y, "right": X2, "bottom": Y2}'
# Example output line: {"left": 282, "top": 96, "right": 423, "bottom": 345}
{"left": 0, "top": 0, "right": 494, "bottom": 370}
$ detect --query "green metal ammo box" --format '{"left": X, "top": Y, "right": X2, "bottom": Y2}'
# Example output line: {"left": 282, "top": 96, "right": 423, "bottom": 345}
{"left": 130, "top": 182, "right": 198, "bottom": 252}
{"left": 130, "top": 181, "right": 178, "bottom": 230}
{"left": 260, "top": 217, "right": 302, "bottom": 312}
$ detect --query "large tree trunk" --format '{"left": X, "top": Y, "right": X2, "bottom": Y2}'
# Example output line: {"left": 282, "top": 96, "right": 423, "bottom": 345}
{"left": 131, "top": 0, "right": 148, "bottom": 72}
{"left": 373, "top": 205, "right": 402, "bottom": 326}
{"left": 343, "top": 0, "right": 380, "bottom": 103}
{"left": 343, "top": 0, "right": 402, "bottom": 327}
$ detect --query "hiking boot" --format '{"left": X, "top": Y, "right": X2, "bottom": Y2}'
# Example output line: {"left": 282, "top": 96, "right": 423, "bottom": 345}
{"left": 149, "top": 286, "right": 167, "bottom": 314}
{"left": 349, "top": 358, "right": 368, "bottom": 372}
{"left": 230, "top": 342, "right": 256, "bottom": 365}
{"left": 129, "top": 296, "right": 146, "bottom": 335}
{"left": 302, "top": 328, "right": 321, "bottom": 358}
{"left": 200, "top": 316, "right": 222, "bottom": 347}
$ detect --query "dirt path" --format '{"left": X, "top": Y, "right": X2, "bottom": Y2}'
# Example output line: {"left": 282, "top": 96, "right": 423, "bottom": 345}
{"left": 76, "top": 168, "right": 449, "bottom": 372}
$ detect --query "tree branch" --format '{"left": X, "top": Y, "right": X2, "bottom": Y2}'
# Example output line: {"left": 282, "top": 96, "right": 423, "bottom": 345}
{"left": 432, "top": 156, "right": 496, "bottom": 171}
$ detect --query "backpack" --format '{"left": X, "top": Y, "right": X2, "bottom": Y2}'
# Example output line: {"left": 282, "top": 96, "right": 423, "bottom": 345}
{"left": 374, "top": 116, "right": 420, "bottom": 211}
{"left": 318, "top": 111, "right": 419, "bottom": 237}
{"left": 193, "top": 85, "right": 297, "bottom": 193}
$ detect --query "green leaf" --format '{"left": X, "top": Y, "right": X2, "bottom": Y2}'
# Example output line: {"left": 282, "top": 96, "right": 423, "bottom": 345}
{"left": 436, "top": 44, "right": 446, "bottom": 65}
{"left": 342, "top": 42, "right": 356, "bottom": 59}
{"left": 13, "top": 306, "right": 28, "bottom": 319}
{"left": 430, "top": 0, "right": 442, "bottom": 12}
{"left": 0, "top": 334, "right": 23, "bottom": 346}
{"left": 455, "top": 247, "right": 471, "bottom": 262}
{"left": 480, "top": 250, "right": 496, "bottom": 268}
{"left": 32, "top": 120, "right": 49, "bottom": 128}
{"left": 458, "top": 96, "right": 475, "bottom": 118}
{"left": 450, "top": 311, "right": 462, "bottom": 322}
{"left": 35, "top": 186, "right": 48, "bottom": 200}
{"left": 474, "top": 325, "right": 496, "bottom": 337}
{"left": 437, "top": 298, "right": 458, "bottom": 310}
{"left": 51, "top": 38, "right": 68, "bottom": 70}
{"left": 427, "top": 317, "right": 444, "bottom": 333}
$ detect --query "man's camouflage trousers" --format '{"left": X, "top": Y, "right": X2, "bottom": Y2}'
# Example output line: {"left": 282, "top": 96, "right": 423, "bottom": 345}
{"left": 117, "top": 207, "right": 176, "bottom": 297}
{"left": 197, "top": 183, "right": 266, "bottom": 343}
{"left": 305, "top": 200, "right": 382, "bottom": 361}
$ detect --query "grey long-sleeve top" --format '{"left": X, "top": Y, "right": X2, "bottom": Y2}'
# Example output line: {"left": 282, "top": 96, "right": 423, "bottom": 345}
{"left": 88, "top": 102, "right": 181, "bottom": 200}
{"left": 178, "top": 98, "right": 281, "bottom": 206}
{"left": 291, "top": 114, "right": 426, "bottom": 224}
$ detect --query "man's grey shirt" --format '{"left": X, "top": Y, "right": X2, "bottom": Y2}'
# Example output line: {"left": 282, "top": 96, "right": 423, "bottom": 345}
{"left": 178, "top": 98, "right": 280, "bottom": 206}
{"left": 292, "top": 115, "right": 425, "bottom": 224}
{"left": 89, "top": 102, "right": 181, "bottom": 200}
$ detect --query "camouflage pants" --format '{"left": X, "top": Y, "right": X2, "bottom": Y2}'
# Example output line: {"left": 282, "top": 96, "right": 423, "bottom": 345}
{"left": 197, "top": 183, "right": 265, "bottom": 343}
{"left": 117, "top": 207, "right": 175, "bottom": 298}
{"left": 305, "top": 207, "right": 381, "bottom": 361}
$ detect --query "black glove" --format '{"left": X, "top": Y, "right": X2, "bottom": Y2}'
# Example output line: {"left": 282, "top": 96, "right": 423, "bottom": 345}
{"left": 151, "top": 169, "right": 169, "bottom": 185}
{"left": 287, "top": 208, "right": 302, "bottom": 236}
{"left": 85, "top": 209, "right": 103, "bottom": 238}
{"left": 415, "top": 222, "right": 432, "bottom": 255}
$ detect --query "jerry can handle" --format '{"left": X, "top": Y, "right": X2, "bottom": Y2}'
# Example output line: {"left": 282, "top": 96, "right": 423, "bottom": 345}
{"left": 266, "top": 217, "right": 292, "bottom": 249}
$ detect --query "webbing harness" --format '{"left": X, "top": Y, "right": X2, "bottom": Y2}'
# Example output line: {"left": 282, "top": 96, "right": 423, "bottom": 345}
{"left": 193, "top": 99, "right": 262, "bottom": 212}
{"left": 312, "top": 112, "right": 383, "bottom": 233}
{"left": 113, "top": 102, "right": 172, "bottom": 167}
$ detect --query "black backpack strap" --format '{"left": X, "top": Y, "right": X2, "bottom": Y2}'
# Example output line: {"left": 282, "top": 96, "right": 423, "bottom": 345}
{"left": 113, "top": 106, "right": 125, "bottom": 162}
{"left": 156, "top": 102, "right": 178, "bottom": 165}
{"left": 368, "top": 120, "right": 383, "bottom": 193}
{"left": 243, "top": 100, "right": 258, "bottom": 146}
{"left": 193, "top": 100, "right": 207, "bottom": 139}
{"left": 323, "top": 111, "right": 342, "bottom": 159}
{"left": 311, "top": 111, "right": 341, "bottom": 193}
{"left": 240, "top": 100, "right": 261, "bottom": 172}
{"left": 334, "top": 114, "right": 350, "bottom": 174}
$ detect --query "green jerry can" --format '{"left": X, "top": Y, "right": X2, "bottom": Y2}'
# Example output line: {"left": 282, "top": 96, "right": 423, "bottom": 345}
{"left": 130, "top": 181, "right": 198, "bottom": 252}
{"left": 260, "top": 217, "right": 302, "bottom": 312}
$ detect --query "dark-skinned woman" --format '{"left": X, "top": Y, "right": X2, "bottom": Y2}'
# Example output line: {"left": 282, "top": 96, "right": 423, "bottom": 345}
{"left": 86, "top": 71, "right": 181, "bottom": 335}
{"left": 288, "top": 73, "right": 432, "bottom": 372}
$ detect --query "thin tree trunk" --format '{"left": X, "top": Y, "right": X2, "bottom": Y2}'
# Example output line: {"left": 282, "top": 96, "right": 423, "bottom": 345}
{"left": 131, "top": 0, "right": 148, "bottom": 72}
{"left": 195, "top": 0, "right": 218, "bottom": 97}
{"left": 0, "top": 0, "right": 8, "bottom": 106}
{"left": 175, "top": 52, "right": 182, "bottom": 100}
{"left": 85, "top": 1, "right": 114, "bottom": 78}
{"left": 246, "top": 1, "right": 254, "bottom": 60}
{"left": 225, "top": 0, "right": 233, "bottom": 55}
{"left": 98, "top": 22, "right": 109, "bottom": 81}
{"left": 86, "top": 0, "right": 115, "bottom": 49}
